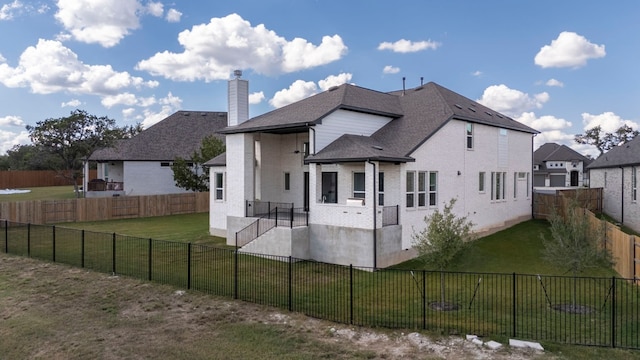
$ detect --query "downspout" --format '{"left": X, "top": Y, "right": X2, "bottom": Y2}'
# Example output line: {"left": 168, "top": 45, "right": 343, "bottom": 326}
{"left": 531, "top": 134, "right": 536, "bottom": 219}
{"left": 620, "top": 166, "right": 624, "bottom": 224}
{"left": 367, "top": 159, "right": 377, "bottom": 270}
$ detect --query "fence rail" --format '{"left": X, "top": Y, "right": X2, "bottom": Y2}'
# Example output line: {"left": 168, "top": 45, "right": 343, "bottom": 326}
{"left": 0, "top": 192, "right": 210, "bottom": 224}
{"left": 0, "top": 170, "right": 97, "bottom": 188}
{"left": 1, "top": 219, "right": 639, "bottom": 350}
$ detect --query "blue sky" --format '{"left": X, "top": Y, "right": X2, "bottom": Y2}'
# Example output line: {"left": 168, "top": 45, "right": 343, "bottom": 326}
{"left": 1, "top": 1, "right": 639, "bottom": 157}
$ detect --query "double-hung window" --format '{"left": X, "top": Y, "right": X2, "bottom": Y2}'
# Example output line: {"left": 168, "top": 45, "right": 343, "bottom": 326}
{"left": 378, "top": 172, "right": 385, "bottom": 206}
{"left": 479, "top": 172, "right": 485, "bottom": 192}
{"left": 491, "top": 172, "right": 506, "bottom": 201}
{"left": 406, "top": 171, "right": 415, "bottom": 208}
{"left": 466, "top": 123, "right": 473, "bottom": 149}
{"left": 418, "top": 172, "right": 427, "bottom": 207}
{"left": 353, "top": 172, "right": 365, "bottom": 199}
{"left": 428, "top": 172, "right": 437, "bottom": 206}
{"left": 284, "top": 172, "right": 290, "bottom": 191}
{"left": 214, "top": 172, "right": 224, "bottom": 201}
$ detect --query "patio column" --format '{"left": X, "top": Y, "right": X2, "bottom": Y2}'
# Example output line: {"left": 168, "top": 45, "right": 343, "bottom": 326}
{"left": 227, "top": 133, "right": 255, "bottom": 217}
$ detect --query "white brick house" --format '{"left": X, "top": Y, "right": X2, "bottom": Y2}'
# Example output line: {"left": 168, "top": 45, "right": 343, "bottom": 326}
{"left": 533, "top": 143, "right": 592, "bottom": 188}
{"left": 587, "top": 136, "right": 640, "bottom": 233}
{"left": 209, "top": 74, "right": 538, "bottom": 268}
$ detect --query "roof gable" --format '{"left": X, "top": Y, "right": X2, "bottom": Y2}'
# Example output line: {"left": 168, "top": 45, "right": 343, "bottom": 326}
{"left": 534, "top": 143, "right": 591, "bottom": 165}
{"left": 90, "top": 111, "right": 227, "bottom": 161}
{"left": 587, "top": 136, "right": 640, "bottom": 169}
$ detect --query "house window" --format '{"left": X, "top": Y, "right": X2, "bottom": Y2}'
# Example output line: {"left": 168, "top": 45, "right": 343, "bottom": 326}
{"left": 604, "top": 172, "right": 607, "bottom": 188}
{"left": 353, "top": 172, "right": 365, "bottom": 199}
{"left": 406, "top": 171, "right": 415, "bottom": 208}
{"left": 378, "top": 172, "right": 385, "bottom": 206}
{"left": 429, "top": 172, "right": 437, "bottom": 206}
{"left": 303, "top": 142, "right": 310, "bottom": 157}
{"left": 418, "top": 172, "right": 427, "bottom": 207}
{"left": 321, "top": 172, "right": 337, "bottom": 203}
{"left": 526, "top": 172, "right": 530, "bottom": 198}
{"left": 479, "top": 172, "right": 485, "bottom": 192}
{"left": 214, "top": 172, "right": 224, "bottom": 201}
{"left": 491, "top": 172, "right": 506, "bottom": 200}
{"left": 513, "top": 172, "right": 517, "bottom": 199}
{"left": 466, "top": 123, "right": 473, "bottom": 149}
{"left": 284, "top": 172, "right": 290, "bottom": 191}
{"left": 633, "top": 167, "right": 637, "bottom": 202}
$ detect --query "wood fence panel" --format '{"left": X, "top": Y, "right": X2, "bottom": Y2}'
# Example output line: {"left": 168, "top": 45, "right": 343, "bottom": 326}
{"left": 587, "top": 209, "right": 636, "bottom": 281}
{"left": 0, "top": 170, "right": 97, "bottom": 188}
{"left": 533, "top": 188, "right": 602, "bottom": 219}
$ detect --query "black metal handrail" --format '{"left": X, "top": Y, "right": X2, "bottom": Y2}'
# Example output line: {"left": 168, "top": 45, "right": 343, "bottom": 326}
{"left": 246, "top": 200, "right": 293, "bottom": 217}
{"left": 236, "top": 207, "right": 308, "bottom": 248}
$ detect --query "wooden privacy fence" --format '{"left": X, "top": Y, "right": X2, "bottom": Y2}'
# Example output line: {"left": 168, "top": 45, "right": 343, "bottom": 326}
{"left": 0, "top": 170, "right": 97, "bottom": 188}
{"left": 533, "top": 187, "right": 603, "bottom": 220}
{"left": 585, "top": 209, "right": 639, "bottom": 283}
{"left": 0, "top": 192, "right": 209, "bottom": 224}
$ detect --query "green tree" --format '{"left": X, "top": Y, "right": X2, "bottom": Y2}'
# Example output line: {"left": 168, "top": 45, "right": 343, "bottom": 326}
{"left": 26, "top": 109, "right": 138, "bottom": 197}
{"left": 412, "top": 198, "right": 475, "bottom": 307}
{"left": 3, "top": 144, "right": 63, "bottom": 170}
{"left": 172, "top": 135, "right": 225, "bottom": 192}
{"left": 541, "top": 195, "right": 613, "bottom": 310}
{"left": 575, "top": 124, "right": 639, "bottom": 157}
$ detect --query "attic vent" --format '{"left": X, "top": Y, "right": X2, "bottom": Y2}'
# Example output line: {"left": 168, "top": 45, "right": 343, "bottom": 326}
{"left": 182, "top": 112, "right": 190, "bottom": 116}
{"left": 201, "top": 113, "right": 207, "bottom": 116}
{"left": 454, "top": 104, "right": 463, "bottom": 109}
{"left": 484, "top": 111, "right": 493, "bottom": 116}
{"left": 372, "top": 145, "right": 384, "bottom": 150}
{"left": 328, "top": 86, "right": 339, "bottom": 91}
{"left": 468, "top": 107, "right": 476, "bottom": 112}
{"left": 496, "top": 114, "right": 503, "bottom": 118}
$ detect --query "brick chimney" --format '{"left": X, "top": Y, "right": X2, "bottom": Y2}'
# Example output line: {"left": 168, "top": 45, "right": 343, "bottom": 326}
{"left": 227, "top": 70, "right": 249, "bottom": 126}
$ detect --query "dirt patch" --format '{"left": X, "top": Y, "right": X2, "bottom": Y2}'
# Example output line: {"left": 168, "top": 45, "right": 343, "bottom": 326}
{"left": 0, "top": 253, "right": 551, "bottom": 359}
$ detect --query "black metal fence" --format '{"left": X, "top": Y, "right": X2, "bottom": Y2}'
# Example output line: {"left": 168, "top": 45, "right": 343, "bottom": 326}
{"left": 1, "top": 219, "right": 639, "bottom": 349}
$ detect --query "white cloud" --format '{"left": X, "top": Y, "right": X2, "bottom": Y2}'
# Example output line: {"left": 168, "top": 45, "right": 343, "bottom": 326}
{"left": 122, "top": 108, "right": 136, "bottom": 119}
{"left": 383, "top": 65, "right": 400, "bottom": 74}
{"left": 0, "top": 115, "right": 25, "bottom": 126}
{"left": 145, "top": 1, "right": 163, "bottom": 17}
{"left": 534, "top": 31, "right": 605, "bottom": 68}
{"left": 0, "top": 129, "right": 30, "bottom": 154}
{"left": 136, "top": 13, "right": 348, "bottom": 81}
{"left": 477, "top": 84, "right": 549, "bottom": 117}
{"left": 61, "top": 99, "right": 81, "bottom": 107}
{"left": 581, "top": 112, "right": 639, "bottom": 133}
{"left": 545, "top": 78, "right": 564, "bottom": 87}
{"left": 249, "top": 91, "right": 265, "bottom": 104}
{"left": 0, "top": 39, "right": 156, "bottom": 96}
{"left": 472, "top": 70, "right": 483, "bottom": 77}
{"left": 0, "top": 0, "right": 22, "bottom": 20}
{"left": 377, "top": 39, "right": 440, "bottom": 53}
{"left": 101, "top": 93, "right": 138, "bottom": 108}
{"left": 55, "top": 0, "right": 142, "bottom": 47}
{"left": 166, "top": 8, "right": 181, "bottom": 23}
{"left": 318, "top": 73, "right": 352, "bottom": 91}
{"left": 269, "top": 80, "right": 317, "bottom": 108}
{"left": 517, "top": 112, "right": 572, "bottom": 132}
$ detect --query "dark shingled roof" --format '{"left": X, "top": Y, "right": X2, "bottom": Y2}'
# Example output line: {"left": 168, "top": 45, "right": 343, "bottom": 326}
{"left": 306, "top": 134, "right": 414, "bottom": 163}
{"left": 534, "top": 143, "right": 592, "bottom": 166}
{"left": 204, "top": 152, "right": 226, "bottom": 167}
{"left": 90, "top": 111, "right": 227, "bottom": 161}
{"left": 587, "top": 136, "right": 640, "bottom": 169}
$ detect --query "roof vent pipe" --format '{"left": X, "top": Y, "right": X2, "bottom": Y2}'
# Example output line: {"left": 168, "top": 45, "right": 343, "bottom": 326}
{"left": 402, "top": 77, "right": 406, "bottom": 95}
{"left": 420, "top": 77, "right": 424, "bottom": 86}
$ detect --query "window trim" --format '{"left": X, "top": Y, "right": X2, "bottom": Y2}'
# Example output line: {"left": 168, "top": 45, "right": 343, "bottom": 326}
{"left": 378, "top": 172, "right": 385, "bottom": 206}
{"left": 418, "top": 171, "right": 427, "bottom": 207}
{"left": 214, "top": 172, "right": 224, "bottom": 201}
{"left": 406, "top": 171, "right": 415, "bottom": 208}
{"left": 321, "top": 172, "right": 338, "bottom": 204}
{"left": 428, "top": 171, "right": 437, "bottom": 206}
{"left": 466, "top": 123, "right": 474, "bottom": 150}
{"left": 353, "top": 172, "right": 365, "bottom": 199}
{"left": 479, "top": 171, "right": 485, "bottom": 193}
{"left": 284, "top": 172, "right": 290, "bottom": 191}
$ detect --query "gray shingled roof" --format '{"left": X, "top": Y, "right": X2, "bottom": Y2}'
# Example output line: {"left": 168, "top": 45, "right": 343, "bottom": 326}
{"left": 90, "top": 111, "right": 227, "bottom": 161}
{"left": 534, "top": 143, "right": 592, "bottom": 166}
{"left": 305, "top": 134, "right": 414, "bottom": 163}
{"left": 587, "top": 136, "right": 640, "bottom": 169}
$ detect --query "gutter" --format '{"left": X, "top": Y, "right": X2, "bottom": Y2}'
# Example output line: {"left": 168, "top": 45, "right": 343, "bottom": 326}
{"left": 368, "top": 159, "right": 377, "bottom": 270}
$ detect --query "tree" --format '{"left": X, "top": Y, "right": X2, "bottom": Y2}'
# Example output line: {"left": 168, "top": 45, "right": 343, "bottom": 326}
{"left": 3, "top": 144, "right": 64, "bottom": 170}
{"left": 412, "top": 198, "right": 475, "bottom": 308}
{"left": 575, "top": 124, "right": 639, "bottom": 157}
{"left": 172, "top": 135, "right": 225, "bottom": 192}
{"left": 26, "top": 109, "right": 138, "bottom": 197}
{"left": 541, "top": 195, "right": 613, "bottom": 312}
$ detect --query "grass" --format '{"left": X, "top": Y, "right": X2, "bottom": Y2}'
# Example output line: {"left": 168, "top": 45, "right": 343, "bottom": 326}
{"left": 0, "top": 185, "right": 78, "bottom": 202}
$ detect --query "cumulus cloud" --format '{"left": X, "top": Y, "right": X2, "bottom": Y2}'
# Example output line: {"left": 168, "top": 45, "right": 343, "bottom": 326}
{"left": 61, "top": 99, "right": 81, "bottom": 107}
{"left": 383, "top": 65, "right": 400, "bottom": 74}
{"left": 534, "top": 31, "right": 605, "bottom": 68}
{"left": 269, "top": 73, "right": 353, "bottom": 108}
{"left": 0, "top": 0, "right": 22, "bottom": 20}
{"left": 166, "top": 8, "right": 181, "bottom": 22}
{"left": 0, "top": 129, "right": 30, "bottom": 154}
{"left": 0, "top": 39, "right": 157, "bottom": 96}
{"left": 546, "top": 78, "right": 564, "bottom": 87}
{"left": 249, "top": 91, "right": 265, "bottom": 104}
{"left": 136, "top": 13, "right": 348, "bottom": 82}
{"left": 477, "top": 84, "right": 549, "bottom": 117}
{"left": 472, "top": 70, "right": 483, "bottom": 77}
{"left": 145, "top": 1, "right": 163, "bottom": 17}
{"left": 517, "top": 112, "right": 572, "bottom": 132}
{"left": 377, "top": 39, "right": 440, "bottom": 53}
{"left": 0, "top": 115, "right": 25, "bottom": 126}
{"left": 581, "top": 112, "right": 639, "bottom": 133}
{"left": 55, "top": 0, "right": 142, "bottom": 47}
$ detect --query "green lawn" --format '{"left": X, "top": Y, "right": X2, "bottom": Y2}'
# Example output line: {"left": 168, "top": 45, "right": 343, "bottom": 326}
{"left": 0, "top": 186, "right": 78, "bottom": 202}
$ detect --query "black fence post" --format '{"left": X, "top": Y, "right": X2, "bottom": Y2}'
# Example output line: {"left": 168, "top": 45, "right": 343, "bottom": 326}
{"left": 422, "top": 270, "right": 426, "bottom": 330}
{"left": 4, "top": 220, "right": 7, "bottom": 253}
{"left": 288, "top": 256, "right": 292, "bottom": 312}
{"left": 275, "top": 207, "right": 278, "bottom": 227}
{"left": 234, "top": 236, "right": 238, "bottom": 300}
{"left": 187, "top": 243, "right": 192, "bottom": 290}
{"left": 52, "top": 225, "right": 56, "bottom": 262}
{"left": 148, "top": 238, "right": 152, "bottom": 281}
{"left": 611, "top": 277, "right": 616, "bottom": 348}
{"left": 81, "top": 230, "right": 85, "bottom": 268}
{"left": 350, "top": 264, "right": 354, "bottom": 325}
{"left": 112, "top": 232, "right": 116, "bottom": 274}
{"left": 27, "top": 223, "right": 31, "bottom": 257}
{"left": 290, "top": 207, "right": 294, "bottom": 228}
{"left": 512, "top": 272, "right": 517, "bottom": 338}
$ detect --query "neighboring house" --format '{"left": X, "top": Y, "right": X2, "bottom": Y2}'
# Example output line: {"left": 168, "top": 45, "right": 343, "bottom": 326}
{"left": 85, "top": 111, "right": 226, "bottom": 197}
{"left": 587, "top": 136, "right": 640, "bottom": 233}
{"left": 209, "top": 73, "right": 538, "bottom": 268}
{"left": 533, "top": 143, "right": 592, "bottom": 188}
